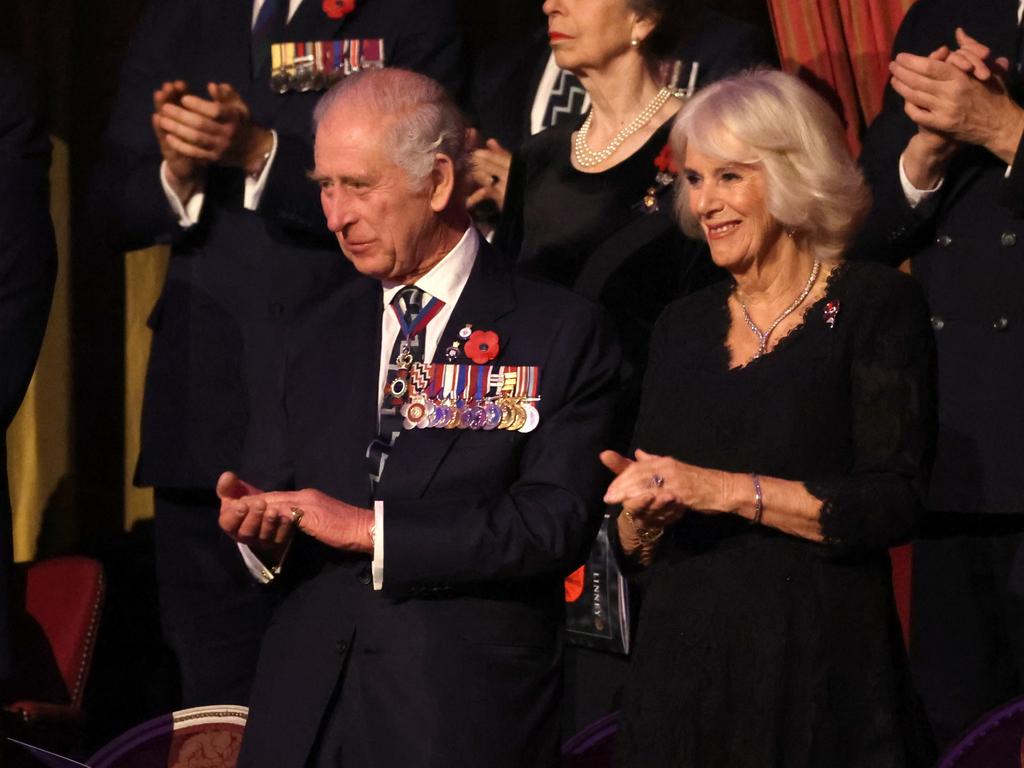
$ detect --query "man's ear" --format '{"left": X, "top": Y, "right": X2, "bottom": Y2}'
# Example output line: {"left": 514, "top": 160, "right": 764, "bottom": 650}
{"left": 428, "top": 153, "right": 456, "bottom": 212}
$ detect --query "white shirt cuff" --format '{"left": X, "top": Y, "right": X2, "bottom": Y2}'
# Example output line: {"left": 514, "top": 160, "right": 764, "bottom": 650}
{"left": 372, "top": 500, "right": 384, "bottom": 590}
{"left": 160, "top": 161, "right": 205, "bottom": 227}
{"left": 244, "top": 129, "right": 278, "bottom": 211}
{"left": 898, "top": 151, "right": 943, "bottom": 209}
{"left": 237, "top": 530, "right": 295, "bottom": 584}
{"left": 238, "top": 542, "right": 276, "bottom": 583}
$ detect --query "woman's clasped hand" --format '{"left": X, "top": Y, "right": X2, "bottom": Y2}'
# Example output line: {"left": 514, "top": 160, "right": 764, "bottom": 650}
{"left": 601, "top": 448, "right": 729, "bottom": 527}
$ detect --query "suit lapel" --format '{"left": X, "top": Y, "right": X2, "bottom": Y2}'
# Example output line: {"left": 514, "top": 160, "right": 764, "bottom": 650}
{"left": 347, "top": 280, "right": 385, "bottom": 438}
{"left": 203, "top": 0, "right": 252, "bottom": 88}
{"left": 379, "top": 244, "right": 518, "bottom": 500}
{"left": 322, "top": 279, "right": 381, "bottom": 506}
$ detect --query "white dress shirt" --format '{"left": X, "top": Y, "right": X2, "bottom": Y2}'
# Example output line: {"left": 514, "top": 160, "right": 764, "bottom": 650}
{"left": 371, "top": 226, "right": 479, "bottom": 589}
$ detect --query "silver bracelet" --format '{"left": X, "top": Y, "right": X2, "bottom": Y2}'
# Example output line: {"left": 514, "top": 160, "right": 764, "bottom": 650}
{"left": 750, "top": 473, "right": 764, "bottom": 525}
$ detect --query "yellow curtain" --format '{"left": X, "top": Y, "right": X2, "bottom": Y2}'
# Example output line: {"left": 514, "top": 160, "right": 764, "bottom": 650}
{"left": 123, "top": 247, "right": 168, "bottom": 530}
{"left": 8, "top": 138, "right": 168, "bottom": 558}
{"left": 8, "top": 137, "right": 73, "bottom": 562}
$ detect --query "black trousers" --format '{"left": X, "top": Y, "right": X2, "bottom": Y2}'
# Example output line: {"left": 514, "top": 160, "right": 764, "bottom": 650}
{"left": 153, "top": 487, "right": 280, "bottom": 707}
{"left": 911, "top": 514, "right": 1024, "bottom": 748}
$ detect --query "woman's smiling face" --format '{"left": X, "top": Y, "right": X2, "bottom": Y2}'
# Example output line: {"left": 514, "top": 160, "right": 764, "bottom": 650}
{"left": 681, "top": 145, "right": 784, "bottom": 272}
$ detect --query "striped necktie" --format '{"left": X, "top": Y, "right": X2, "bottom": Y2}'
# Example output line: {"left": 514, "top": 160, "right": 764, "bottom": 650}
{"left": 366, "top": 286, "right": 444, "bottom": 489}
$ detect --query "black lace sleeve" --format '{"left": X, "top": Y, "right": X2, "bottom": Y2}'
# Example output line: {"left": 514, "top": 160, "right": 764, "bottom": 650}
{"left": 805, "top": 268, "right": 937, "bottom": 555}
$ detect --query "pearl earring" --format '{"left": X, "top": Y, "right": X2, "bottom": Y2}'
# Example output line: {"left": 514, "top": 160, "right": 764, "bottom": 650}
{"left": 630, "top": 38, "right": 639, "bottom": 48}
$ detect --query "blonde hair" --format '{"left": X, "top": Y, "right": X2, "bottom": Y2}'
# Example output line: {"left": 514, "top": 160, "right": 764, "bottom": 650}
{"left": 671, "top": 69, "right": 869, "bottom": 261}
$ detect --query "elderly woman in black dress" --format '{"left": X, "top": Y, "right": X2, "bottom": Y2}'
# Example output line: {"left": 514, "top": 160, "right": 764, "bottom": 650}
{"left": 602, "top": 69, "right": 937, "bottom": 767}
{"left": 497, "top": 0, "right": 772, "bottom": 443}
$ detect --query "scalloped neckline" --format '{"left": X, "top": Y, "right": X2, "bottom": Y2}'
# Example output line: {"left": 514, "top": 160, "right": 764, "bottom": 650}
{"left": 724, "top": 261, "right": 848, "bottom": 372}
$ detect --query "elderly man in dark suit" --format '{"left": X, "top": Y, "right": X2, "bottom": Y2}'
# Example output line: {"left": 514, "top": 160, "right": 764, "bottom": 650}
{"left": 856, "top": 0, "right": 1024, "bottom": 745}
{"left": 218, "top": 67, "right": 618, "bottom": 768}
{"left": 92, "top": 0, "right": 464, "bottom": 706}
{"left": 0, "top": 53, "right": 57, "bottom": 683}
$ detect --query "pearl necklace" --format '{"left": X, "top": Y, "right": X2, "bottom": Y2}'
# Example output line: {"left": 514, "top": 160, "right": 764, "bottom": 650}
{"left": 572, "top": 87, "right": 674, "bottom": 168}
{"left": 736, "top": 259, "right": 822, "bottom": 358}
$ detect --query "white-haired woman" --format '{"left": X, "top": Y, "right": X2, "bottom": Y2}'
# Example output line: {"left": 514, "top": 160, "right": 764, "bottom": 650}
{"left": 495, "top": 0, "right": 772, "bottom": 446}
{"left": 602, "top": 69, "right": 937, "bottom": 767}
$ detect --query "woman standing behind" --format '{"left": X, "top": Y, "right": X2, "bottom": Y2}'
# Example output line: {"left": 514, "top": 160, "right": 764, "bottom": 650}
{"left": 496, "top": 0, "right": 766, "bottom": 441}
{"left": 603, "top": 70, "right": 937, "bottom": 767}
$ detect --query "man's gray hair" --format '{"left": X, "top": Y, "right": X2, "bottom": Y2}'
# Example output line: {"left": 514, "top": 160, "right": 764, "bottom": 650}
{"left": 313, "top": 68, "right": 467, "bottom": 189}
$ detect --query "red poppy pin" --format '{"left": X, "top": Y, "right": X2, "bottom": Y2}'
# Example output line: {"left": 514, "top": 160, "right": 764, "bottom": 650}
{"left": 653, "top": 143, "right": 679, "bottom": 177}
{"left": 322, "top": 0, "right": 356, "bottom": 20}
{"left": 464, "top": 329, "right": 500, "bottom": 364}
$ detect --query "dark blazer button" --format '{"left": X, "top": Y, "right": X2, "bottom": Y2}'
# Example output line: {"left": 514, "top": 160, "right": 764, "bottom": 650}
{"left": 930, "top": 315, "right": 945, "bottom": 331}
{"left": 1001, "top": 232, "right": 1017, "bottom": 247}
{"left": 356, "top": 567, "right": 371, "bottom": 585}
{"left": 993, "top": 316, "right": 1010, "bottom": 331}
{"left": 936, "top": 234, "right": 952, "bottom": 247}
{"left": 335, "top": 640, "right": 348, "bottom": 654}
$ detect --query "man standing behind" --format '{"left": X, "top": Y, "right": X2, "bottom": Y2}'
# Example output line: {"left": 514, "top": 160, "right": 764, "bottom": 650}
{"left": 92, "top": 0, "right": 464, "bottom": 707}
{"left": 856, "top": 0, "right": 1024, "bottom": 745}
{"left": 218, "top": 68, "right": 618, "bottom": 767}
{"left": 0, "top": 53, "right": 57, "bottom": 684}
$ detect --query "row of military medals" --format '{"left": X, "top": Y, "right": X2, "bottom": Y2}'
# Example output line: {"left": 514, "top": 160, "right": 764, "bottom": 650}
{"left": 270, "top": 39, "right": 385, "bottom": 94}
{"left": 386, "top": 349, "right": 541, "bottom": 434}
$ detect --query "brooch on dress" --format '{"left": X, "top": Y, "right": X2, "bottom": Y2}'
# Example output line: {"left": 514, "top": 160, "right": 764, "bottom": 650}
{"left": 823, "top": 301, "right": 840, "bottom": 329}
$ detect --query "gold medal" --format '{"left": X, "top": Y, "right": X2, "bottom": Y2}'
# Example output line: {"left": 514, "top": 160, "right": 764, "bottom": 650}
{"left": 497, "top": 398, "right": 516, "bottom": 430}
{"left": 508, "top": 399, "right": 527, "bottom": 432}
{"left": 445, "top": 406, "right": 462, "bottom": 429}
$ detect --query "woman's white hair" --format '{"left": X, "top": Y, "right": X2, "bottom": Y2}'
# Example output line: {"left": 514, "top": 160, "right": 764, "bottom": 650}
{"left": 671, "top": 68, "right": 870, "bottom": 262}
{"left": 313, "top": 68, "right": 467, "bottom": 189}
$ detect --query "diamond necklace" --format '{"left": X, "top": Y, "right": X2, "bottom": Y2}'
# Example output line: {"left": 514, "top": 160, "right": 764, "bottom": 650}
{"left": 572, "top": 86, "right": 674, "bottom": 168}
{"left": 736, "top": 259, "right": 822, "bottom": 358}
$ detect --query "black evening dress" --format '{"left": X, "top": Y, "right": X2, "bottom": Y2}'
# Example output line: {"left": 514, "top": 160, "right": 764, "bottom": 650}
{"left": 615, "top": 261, "right": 938, "bottom": 767}
{"left": 497, "top": 118, "right": 722, "bottom": 446}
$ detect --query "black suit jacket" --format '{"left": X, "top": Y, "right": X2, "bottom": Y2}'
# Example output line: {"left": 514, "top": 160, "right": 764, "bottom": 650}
{"left": 91, "top": 0, "right": 465, "bottom": 489}
{"left": 855, "top": 0, "right": 1024, "bottom": 515}
{"left": 0, "top": 54, "right": 57, "bottom": 678}
{"left": 238, "top": 242, "right": 619, "bottom": 767}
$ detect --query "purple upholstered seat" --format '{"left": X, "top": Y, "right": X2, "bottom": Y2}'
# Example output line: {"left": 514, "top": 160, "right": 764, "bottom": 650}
{"left": 937, "top": 695, "right": 1024, "bottom": 768}
{"left": 561, "top": 711, "right": 619, "bottom": 768}
{"left": 88, "top": 705, "right": 247, "bottom": 768}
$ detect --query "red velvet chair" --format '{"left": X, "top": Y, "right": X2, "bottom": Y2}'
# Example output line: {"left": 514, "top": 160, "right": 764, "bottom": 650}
{"left": 2, "top": 555, "right": 105, "bottom": 724}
